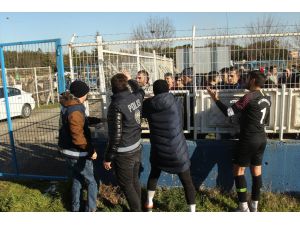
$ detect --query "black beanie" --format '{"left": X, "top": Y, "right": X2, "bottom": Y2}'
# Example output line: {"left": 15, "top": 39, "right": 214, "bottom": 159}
{"left": 153, "top": 80, "right": 169, "bottom": 95}
{"left": 69, "top": 80, "right": 90, "bottom": 98}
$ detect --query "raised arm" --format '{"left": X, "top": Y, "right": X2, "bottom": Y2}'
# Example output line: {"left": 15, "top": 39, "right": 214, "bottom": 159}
{"left": 207, "top": 87, "right": 250, "bottom": 117}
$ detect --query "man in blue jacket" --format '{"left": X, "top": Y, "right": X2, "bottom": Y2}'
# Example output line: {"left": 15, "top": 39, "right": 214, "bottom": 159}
{"left": 142, "top": 80, "right": 196, "bottom": 212}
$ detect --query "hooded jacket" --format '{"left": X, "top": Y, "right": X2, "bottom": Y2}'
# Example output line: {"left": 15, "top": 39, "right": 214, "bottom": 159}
{"left": 58, "top": 92, "right": 94, "bottom": 158}
{"left": 142, "top": 92, "right": 190, "bottom": 174}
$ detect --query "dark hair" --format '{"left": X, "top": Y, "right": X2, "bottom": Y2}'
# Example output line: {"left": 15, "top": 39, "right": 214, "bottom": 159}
{"left": 181, "top": 67, "right": 193, "bottom": 76}
{"left": 269, "top": 65, "right": 277, "bottom": 72}
{"left": 164, "top": 72, "right": 173, "bottom": 78}
{"left": 137, "top": 70, "right": 149, "bottom": 82}
{"left": 229, "top": 66, "right": 238, "bottom": 72}
{"left": 153, "top": 79, "right": 169, "bottom": 95}
{"left": 111, "top": 73, "right": 128, "bottom": 94}
{"left": 220, "top": 67, "right": 230, "bottom": 73}
{"left": 207, "top": 71, "right": 219, "bottom": 82}
{"left": 248, "top": 70, "right": 266, "bottom": 88}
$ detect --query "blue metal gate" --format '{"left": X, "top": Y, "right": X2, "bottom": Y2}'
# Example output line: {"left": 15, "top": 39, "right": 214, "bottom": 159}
{"left": 0, "top": 39, "right": 66, "bottom": 180}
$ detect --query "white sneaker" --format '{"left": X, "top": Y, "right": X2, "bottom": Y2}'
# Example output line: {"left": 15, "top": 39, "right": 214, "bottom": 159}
{"left": 249, "top": 201, "right": 258, "bottom": 212}
{"left": 235, "top": 207, "right": 250, "bottom": 212}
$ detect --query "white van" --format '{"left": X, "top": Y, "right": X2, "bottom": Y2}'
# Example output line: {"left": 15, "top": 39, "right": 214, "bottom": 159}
{"left": 0, "top": 86, "right": 36, "bottom": 120}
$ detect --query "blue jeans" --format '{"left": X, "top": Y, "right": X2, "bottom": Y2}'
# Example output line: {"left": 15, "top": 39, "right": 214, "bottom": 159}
{"left": 66, "top": 158, "right": 98, "bottom": 212}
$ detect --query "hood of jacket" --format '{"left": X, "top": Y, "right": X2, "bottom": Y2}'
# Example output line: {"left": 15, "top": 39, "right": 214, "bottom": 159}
{"left": 59, "top": 91, "right": 82, "bottom": 107}
{"left": 150, "top": 92, "right": 175, "bottom": 112}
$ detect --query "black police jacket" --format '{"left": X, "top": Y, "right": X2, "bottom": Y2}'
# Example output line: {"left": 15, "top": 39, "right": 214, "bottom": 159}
{"left": 104, "top": 80, "right": 145, "bottom": 161}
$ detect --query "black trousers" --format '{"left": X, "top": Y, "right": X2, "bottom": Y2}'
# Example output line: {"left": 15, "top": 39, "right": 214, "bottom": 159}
{"left": 113, "top": 149, "right": 142, "bottom": 212}
{"left": 147, "top": 166, "right": 196, "bottom": 205}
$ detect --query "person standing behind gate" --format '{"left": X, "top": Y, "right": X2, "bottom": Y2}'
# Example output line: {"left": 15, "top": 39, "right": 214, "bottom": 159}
{"left": 58, "top": 80, "right": 98, "bottom": 212}
{"left": 207, "top": 70, "right": 271, "bottom": 212}
{"left": 136, "top": 69, "right": 153, "bottom": 97}
{"left": 142, "top": 80, "right": 196, "bottom": 212}
{"left": 103, "top": 71, "right": 145, "bottom": 212}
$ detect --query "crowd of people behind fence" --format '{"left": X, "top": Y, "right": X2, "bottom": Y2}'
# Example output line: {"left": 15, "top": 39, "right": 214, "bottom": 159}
{"left": 146, "top": 65, "right": 300, "bottom": 92}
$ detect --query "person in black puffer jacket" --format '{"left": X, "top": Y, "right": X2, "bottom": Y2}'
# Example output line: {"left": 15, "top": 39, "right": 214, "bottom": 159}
{"left": 142, "top": 80, "right": 196, "bottom": 212}
{"left": 103, "top": 71, "right": 145, "bottom": 212}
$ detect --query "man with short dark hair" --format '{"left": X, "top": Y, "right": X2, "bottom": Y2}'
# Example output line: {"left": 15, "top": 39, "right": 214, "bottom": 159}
{"left": 164, "top": 72, "right": 174, "bottom": 90}
{"left": 181, "top": 67, "right": 193, "bottom": 93}
{"left": 103, "top": 72, "right": 145, "bottom": 212}
{"left": 207, "top": 71, "right": 221, "bottom": 88}
{"left": 207, "top": 70, "right": 271, "bottom": 212}
{"left": 142, "top": 80, "right": 196, "bottom": 212}
{"left": 136, "top": 69, "right": 153, "bottom": 96}
{"left": 225, "top": 67, "right": 241, "bottom": 89}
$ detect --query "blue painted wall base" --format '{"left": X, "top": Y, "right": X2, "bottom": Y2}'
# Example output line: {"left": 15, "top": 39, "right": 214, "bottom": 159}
{"left": 94, "top": 139, "right": 300, "bottom": 193}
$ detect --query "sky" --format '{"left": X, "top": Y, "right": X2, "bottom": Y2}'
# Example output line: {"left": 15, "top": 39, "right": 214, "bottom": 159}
{"left": 1, "top": 12, "right": 300, "bottom": 45}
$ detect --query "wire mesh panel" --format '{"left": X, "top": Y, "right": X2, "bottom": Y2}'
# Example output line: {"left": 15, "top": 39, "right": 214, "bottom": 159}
{"left": 191, "top": 32, "right": 300, "bottom": 91}
{"left": 0, "top": 67, "right": 56, "bottom": 107}
{"left": 69, "top": 30, "right": 300, "bottom": 138}
{"left": 0, "top": 40, "right": 66, "bottom": 178}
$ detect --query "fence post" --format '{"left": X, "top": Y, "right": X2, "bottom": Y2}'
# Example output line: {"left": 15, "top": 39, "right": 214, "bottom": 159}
{"left": 55, "top": 39, "right": 65, "bottom": 94}
{"left": 153, "top": 50, "right": 158, "bottom": 81}
{"left": 96, "top": 34, "right": 108, "bottom": 118}
{"left": 0, "top": 47, "right": 19, "bottom": 175}
{"left": 279, "top": 84, "right": 286, "bottom": 140}
{"left": 48, "top": 66, "right": 54, "bottom": 104}
{"left": 136, "top": 43, "right": 141, "bottom": 71}
{"left": 69, "top": 34, "right": 76, "bottom": 81}
{"left": 34, "top": 67, "right": 40, "bottom": 108}
{"left": 192, "top": 25, "right": 197, "bottom": 140}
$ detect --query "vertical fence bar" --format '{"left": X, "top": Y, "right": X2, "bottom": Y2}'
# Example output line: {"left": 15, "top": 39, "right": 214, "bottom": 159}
{"left": 55, "top": 39, "right": 65, "bottom": 94}
{"left": 153, "top": 50, "right": 158, "bottom": 81}
{"left": 136, "top": 43, "right": 141, "bottom": 71}
{"left": 34, "top": 67, "right": 40, "bottom": 108}
{"left": 192, "top": 25, "right": 197, "bottom": 140}
{"left": 69, "top": 34, "right": 76, "bottom": 81}
{"left": 0, "top": 47, "right": 19, "bottom": 175}
{"left": 279, "top": 84, "right": 286, "bottom": 140}
{"left": 48, "top": 66, "right": 54, "bottom": 104}
{"left": 96, "top": 34, "right": 108, "bottom": 117}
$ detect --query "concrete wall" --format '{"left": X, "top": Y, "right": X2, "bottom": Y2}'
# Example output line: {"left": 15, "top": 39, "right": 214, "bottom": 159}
{"left": 94, "top": 139, "right": 300, "bottom": 193}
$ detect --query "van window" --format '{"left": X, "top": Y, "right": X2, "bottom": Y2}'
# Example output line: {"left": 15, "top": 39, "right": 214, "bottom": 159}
{"left": 0, "top": 88, "right": 3, "bottom": 98}
{"left": 8, "top": 88, "right": 21, "bottom": 97}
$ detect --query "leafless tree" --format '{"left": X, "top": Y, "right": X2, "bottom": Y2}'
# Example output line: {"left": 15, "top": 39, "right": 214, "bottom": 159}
{"left": 131, "top": 16, "right": 175, "bottom": 50}
{"left": 243, "top": 14, "right": 290, "bottom": 62}
{"left": 247, "top": 14, "right": 283, "bottom": 35}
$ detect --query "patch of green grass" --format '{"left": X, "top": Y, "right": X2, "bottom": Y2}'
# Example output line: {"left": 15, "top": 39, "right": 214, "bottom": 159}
{"left": 1, "top": 180, "right": 300, "bottom": 212}
{"left": 0, "top": 180, "right": 66, "bottom": 212}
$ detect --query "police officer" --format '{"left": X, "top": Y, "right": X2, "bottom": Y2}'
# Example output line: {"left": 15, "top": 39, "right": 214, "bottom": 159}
{"left": 103, "top": 71, "right": 145, "bottom": 212}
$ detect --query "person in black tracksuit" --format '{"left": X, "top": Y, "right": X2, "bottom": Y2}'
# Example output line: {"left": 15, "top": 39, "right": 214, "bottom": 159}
{"left": 207, "top": 70, "right": 271, "bottom": 212}
{"left": 142, "top": 80, "right": 196, "bottom": 212}
{"left": 103, "top": 72, "right": 145, "bottom": 212}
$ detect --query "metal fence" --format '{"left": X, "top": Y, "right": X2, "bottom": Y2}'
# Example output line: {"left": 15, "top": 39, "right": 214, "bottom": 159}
{"left": 1, "top": 28, "right": 300, "bottom": 180}
{"left": 0, "top": 66, "right": 57, "bottom": 107}
{"left": 0, "top": 39, "right": 66, "bottom": 180}
{"left": 68, "top": 28, "right": 300, "bottom": 139}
